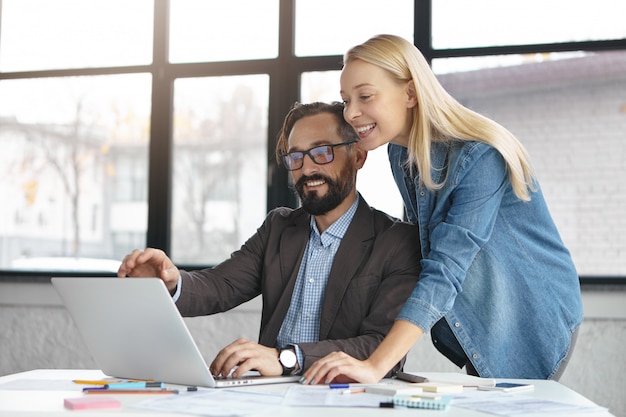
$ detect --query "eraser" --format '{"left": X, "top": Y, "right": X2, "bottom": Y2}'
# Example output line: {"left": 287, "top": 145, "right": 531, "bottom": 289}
{"left": 64, "top": 396, "right": 122, "bottom": 410}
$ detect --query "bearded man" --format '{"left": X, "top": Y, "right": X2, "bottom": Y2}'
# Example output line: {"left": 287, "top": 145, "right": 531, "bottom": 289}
{"left": 118, "top": 102, "right": 422, "bottom": 379}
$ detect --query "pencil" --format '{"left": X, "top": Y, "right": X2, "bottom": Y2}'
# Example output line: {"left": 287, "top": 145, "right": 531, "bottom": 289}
{"left": 73, "top": 379, "right": 151, "bottom": 385}
{"left": 72, "top": 380, "right": 110, "bottom": 385}
{"left": 342, "top": 388, "right": 366, "bottom": 394}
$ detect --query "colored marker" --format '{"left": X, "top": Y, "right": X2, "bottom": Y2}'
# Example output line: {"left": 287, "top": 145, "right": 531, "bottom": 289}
{"left": 84, "top": 388, "right": 178, "bottom": 395}
{"left": 105, "top": 381, "right": 164, "bottom": 389}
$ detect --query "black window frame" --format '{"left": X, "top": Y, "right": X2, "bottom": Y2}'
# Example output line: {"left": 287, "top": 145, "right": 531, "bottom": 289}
{"left": 1, "top": 0, "right": 625, "bottom": 285}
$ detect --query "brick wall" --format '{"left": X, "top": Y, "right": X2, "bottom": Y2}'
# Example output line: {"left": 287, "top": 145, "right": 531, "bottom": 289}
{"left": 439, "top": 52, "right": 626, "bottom": 276}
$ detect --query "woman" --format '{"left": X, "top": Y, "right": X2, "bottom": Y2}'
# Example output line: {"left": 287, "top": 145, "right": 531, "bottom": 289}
{"left": 300, "top": 34, "right": 583, "bottom": 384}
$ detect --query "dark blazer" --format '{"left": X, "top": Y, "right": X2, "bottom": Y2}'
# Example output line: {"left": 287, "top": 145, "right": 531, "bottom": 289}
{"left": 177, "top": 195, "right": 421, "bottom": 374}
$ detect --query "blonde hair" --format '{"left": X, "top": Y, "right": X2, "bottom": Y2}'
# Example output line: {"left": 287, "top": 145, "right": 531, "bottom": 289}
{"left": 344, "top": 34, "right": 535, "bottom": 201}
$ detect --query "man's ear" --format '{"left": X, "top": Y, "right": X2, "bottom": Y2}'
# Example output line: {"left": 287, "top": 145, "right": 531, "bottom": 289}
{"left": 354, "top": 145, "right": 368, "bottom": 169}
{"left": 406, "top": 80, "right": 418, "bottom": 108}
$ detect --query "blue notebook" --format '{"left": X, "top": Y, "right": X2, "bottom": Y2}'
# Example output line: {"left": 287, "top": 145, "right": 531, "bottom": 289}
{"left": 392, "top": 395, "right": 452, "bottom": 410}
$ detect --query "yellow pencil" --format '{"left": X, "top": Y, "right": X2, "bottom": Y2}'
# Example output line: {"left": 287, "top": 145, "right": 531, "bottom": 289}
{"left": 73, "top": 378, "right": 151, "bottom": 385}
{"left": 72, "top": 380, "right": 110, "bottom": 385}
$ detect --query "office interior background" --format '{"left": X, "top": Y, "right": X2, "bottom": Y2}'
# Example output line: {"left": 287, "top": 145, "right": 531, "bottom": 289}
{"left": 1, "top": 0, "right": 625, "bottom": 415}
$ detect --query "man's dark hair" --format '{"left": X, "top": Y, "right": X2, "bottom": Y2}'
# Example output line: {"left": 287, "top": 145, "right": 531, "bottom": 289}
{"left": 275, "top": 101, "right": 360, "bottom": 166}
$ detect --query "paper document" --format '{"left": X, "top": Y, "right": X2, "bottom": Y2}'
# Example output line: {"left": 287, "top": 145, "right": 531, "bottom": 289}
{"left": 0, "top": 379, "right": 82, "bottom": 391}
{"left": 452, "top": 391, "right": 609, "bottom": 416}
{"left": 133, "top": 389, "right": 284, "bottom": 417}
{"left": 282, "top": 385, "right": 382, "bottom": 407}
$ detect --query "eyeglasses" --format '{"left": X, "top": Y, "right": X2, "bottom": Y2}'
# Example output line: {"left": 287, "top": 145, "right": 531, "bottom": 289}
{"left": 280, "top": 140, "right": 358, "bottom": 171}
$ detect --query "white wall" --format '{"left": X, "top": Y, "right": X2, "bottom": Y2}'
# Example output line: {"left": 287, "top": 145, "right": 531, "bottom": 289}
{"left": 0, "top": 282, "right": 624, "bottom": 416}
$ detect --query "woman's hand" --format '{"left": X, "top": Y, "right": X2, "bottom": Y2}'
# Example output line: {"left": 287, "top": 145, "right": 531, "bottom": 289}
{"left": 299, "top": 352, "right": 384, "bottom": 385}
{"left": 301, "top": 320, "right": 425, "bottom": 385}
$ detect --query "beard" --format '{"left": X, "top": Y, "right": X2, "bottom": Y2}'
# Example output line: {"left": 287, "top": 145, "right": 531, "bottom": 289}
{"left": 294, "top": 163, "right": 355, "bottom": 216}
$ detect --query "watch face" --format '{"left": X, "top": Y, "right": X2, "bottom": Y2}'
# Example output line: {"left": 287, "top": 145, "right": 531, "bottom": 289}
{"left": 279, "top": 349, "right": 297, "bottom": 368}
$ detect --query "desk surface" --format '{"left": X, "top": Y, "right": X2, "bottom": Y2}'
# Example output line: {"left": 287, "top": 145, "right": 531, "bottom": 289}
{"left": 0, "top": 369, "right": 613, "bottom": 417}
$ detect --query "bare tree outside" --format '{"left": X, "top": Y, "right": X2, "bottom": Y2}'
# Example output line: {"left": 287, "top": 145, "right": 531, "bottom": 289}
{"left": 172, "top": 79, "right": 267, "bottom": 264}
{"left": 2, "top": 99, "right": 106, "bottom": 257}
{"left": 0, "top": 74, "right": 151, "bottom": 269}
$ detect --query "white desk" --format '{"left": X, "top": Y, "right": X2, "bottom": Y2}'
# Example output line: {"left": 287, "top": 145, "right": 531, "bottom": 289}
{"left": 0, "top": 369, "right": 614, "bottom": 416}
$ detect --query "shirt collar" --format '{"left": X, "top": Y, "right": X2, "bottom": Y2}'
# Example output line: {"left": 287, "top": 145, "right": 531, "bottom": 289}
{"left": 309, "top": 194, "right": 360, "bottom": 245}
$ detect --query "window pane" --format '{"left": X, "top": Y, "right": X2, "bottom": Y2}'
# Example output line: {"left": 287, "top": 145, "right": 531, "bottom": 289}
{"left": 0, "top": 0, "right": 153, "bottom": 72}
{"left": 432, "top": 52, "right": 587, "bottom": 74}
{"left": 433, "top": 0, "right": 626, "bottom": 49}
{"left": 295, "top": 0, "right": 414, "bottom": 57}
{"left": 0, "top": 74, "right": 151, "bottom": 272}
{"left": 169, "top": 0, "right": 279, "bottom": 63}
{"left": 434, "top": 51, "right": 626, "bottom": 276}
{"left": 172, "top": 75, "right": 268, "bottom": 264}
{"left": 300, "top": 71, "right": 404, "bottom": 220}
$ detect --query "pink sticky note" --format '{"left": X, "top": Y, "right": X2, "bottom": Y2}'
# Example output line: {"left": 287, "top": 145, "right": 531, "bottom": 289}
{"left": 64, "top": 396, "right": 121, "bottom": 410}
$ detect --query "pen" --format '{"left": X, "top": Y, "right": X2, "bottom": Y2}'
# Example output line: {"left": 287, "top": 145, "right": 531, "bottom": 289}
{"left": 329, "top": 383, "right": 368, "bottom": 389}
{"left": 105, "top": 381, "right": 164, "bottom": 389}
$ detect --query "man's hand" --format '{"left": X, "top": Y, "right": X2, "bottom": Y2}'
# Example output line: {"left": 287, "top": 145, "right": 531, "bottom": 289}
{"left": 117, "top": 248, "right": 180, "bottom": 292}
{"left": 210, "top": 338, "right": 284, "bottom": 378}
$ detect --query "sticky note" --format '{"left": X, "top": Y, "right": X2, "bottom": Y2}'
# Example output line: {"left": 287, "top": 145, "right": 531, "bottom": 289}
{"left": 413, "top": 382, "right": 464, "bottom": 393}
{"left": 64, "top": 396, "right": 122, "bottom": 410}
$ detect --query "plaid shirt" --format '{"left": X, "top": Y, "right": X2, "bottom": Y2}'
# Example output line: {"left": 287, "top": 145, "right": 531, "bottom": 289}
{"left": 276, "top": 196, "right": 359, "bottom": 369}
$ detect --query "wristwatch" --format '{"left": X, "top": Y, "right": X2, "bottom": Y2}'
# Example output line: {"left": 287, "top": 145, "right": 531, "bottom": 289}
{"left": 278, "top": 348, "right": 297, "bottom": 375}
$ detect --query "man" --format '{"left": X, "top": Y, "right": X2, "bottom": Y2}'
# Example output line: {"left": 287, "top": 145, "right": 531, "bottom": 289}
{"left": 117, "top": 101, "right": 421, "bottom": 379}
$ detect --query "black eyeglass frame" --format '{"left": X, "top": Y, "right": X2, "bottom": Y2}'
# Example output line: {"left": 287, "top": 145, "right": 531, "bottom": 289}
{"left": 280, "top": 140, "right": 359, "bottom": 171}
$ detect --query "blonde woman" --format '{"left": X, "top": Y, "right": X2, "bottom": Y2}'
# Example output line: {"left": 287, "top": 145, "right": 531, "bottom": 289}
{"left": 301, "top": 34, "right": 583, "bottom": 384}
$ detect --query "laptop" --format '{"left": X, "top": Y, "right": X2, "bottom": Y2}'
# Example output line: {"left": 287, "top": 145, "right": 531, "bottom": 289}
{"left": 51, "top": 277, "right": 300, "bottom": 388}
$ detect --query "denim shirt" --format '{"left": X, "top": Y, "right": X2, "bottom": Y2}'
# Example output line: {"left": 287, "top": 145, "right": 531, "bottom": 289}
{"left": 388, "top": 141, "right": 583, "bottom": 379}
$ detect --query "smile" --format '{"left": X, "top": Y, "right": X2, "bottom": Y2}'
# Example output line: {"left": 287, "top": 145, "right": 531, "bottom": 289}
{"left": 306, "top": 179, "right": 326, "bottom": 187}
{"left": 356, "top": 123, "right": 376, "bottom": 133}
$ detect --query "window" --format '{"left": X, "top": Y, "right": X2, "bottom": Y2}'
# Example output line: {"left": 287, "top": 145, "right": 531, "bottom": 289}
{"left": 0, "top": 74, "right": 150, "bottom": 271}
{"left": 432, "top": 0, "right": 626, "bottom": 49}
{"left": 172, "top": 75, "right": 269, "bottom": 264}
{"left": 0, "top": 0, "right": 153, "bottom": 71}
{"left": 294, "top": 0, "right": 413, "bottom": 57}
{"left": 169, "top": 0, "right": 279, "bottom": 63}
{"left": 1, "top": 1, "right": 624, "bottom": 281}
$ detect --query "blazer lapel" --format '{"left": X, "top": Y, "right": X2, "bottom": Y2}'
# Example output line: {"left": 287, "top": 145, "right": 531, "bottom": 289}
{"left": 318, "top": 197, "right": 374, "bottom": 339}
{"left": 260, "top": 211, "right": 310, "bottom": 345}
